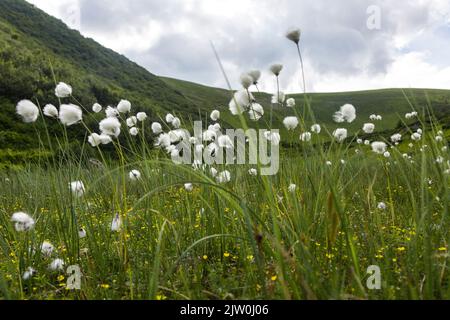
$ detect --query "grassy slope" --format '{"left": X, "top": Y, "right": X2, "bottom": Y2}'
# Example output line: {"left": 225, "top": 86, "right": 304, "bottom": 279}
{"left": 0, "top": 0, "right": 199, "bottom": 165}
{"left": 160, "top": 77, "right": 231, "bottom": 111}
{"left": 162, "top": 76, "right": 450, "bottom": 133}
{"left": 0, "top": 0, "right": 194, "bottom": 114}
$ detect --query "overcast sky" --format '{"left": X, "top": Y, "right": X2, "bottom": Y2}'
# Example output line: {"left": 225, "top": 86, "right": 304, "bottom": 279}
{"left": 26, "top": 0, "right": 450, "bottom": 93}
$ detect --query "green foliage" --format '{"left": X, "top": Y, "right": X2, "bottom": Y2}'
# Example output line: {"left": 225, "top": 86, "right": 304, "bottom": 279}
{"left": 0, "top": 148, "right": 52, "bottom": 168}
{"left": 0, "top": 129, "right": 449, "bottom": 299}
{"left": 0, "top": 0, "right": 193, "bottom": 112}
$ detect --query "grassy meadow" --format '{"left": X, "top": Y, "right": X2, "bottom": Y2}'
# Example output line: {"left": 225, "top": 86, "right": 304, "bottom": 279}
{"left": 0, "top": 89, "right": 449, "bottom": 300}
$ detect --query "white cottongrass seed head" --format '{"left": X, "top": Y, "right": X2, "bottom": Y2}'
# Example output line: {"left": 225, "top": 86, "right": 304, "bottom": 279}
{"left": 391, "top": 133, "right": 402, "bottom": 143}
{"left": 283, "top": 117, "right": 299, "bottom": 130}
{"left": 271, "top": 91, "right": 286, "bottom": 104}
{"left": 171, "top": 117, "right": 181, "bottom": 129}
{"left": 286, "top": 98, "right": 296, "bottom": 108}
{"left": 49, "top": 258, "right": 65, "bottom": 271}
{"left": 270, "top": 64, "right": 283, "bottom": 76}
{"left": 111, "top": 213, "right": 122, "bottom": 232}
{"left": 11, "top": 212, "right": 35, "bottom": 232}
{"left": 165, "top": 113, "right": 175, "bottom": 123}
{"left": 210, "top": 110, "right": 220, "bottom": 121}
{"left": 129, "top": 170, "right": 141, "bottom": 181}
{"left": 16, "top": 100, "right": 39, "bottom": 123}
{"left": 79, "top": 228, "right": 87, "bottom": 239}
{"left": 43, "top": 104, "right": 58, "bottom": 118}
{"left": 333, "top": 104, "right": 356, "bottom": 123}
{"left": 405, "top": 111, "right": 418, "bottom": 119}
{"left": 216, "top": 171, "right": 231, "bottom": 184}
{"left": 151, "top": 122, "right": 163, "bottom": 134}
{"left": 22, "top": 267, "right": 36, "bottom": 280}
{"left": 240, "top": 73, "right": 253, "bottom": 89}
{"left": 41, "top": 241, "right": 55, "bottom": 257}
{"left": 136, "top": 112, "right": 147, "bottom": 121}
{"left": 117, "top": 99, "right": 131, "bottom": 113}
{"left": 59, "top": 104, "right": 82, "bottom": 126}
{"left": 411, "top": 132, "right": 422, "bottom": 141}
{"left": 105, "top": 106, "right": 119, "bottom": 118}
{"left": 300, "top": 132, "right": 312, "bottom": 142}
{"left": 210, "top": 167, "right": 218, "bottom": 177}
{"left": 264, "top": 131, "right": 281, "bottom": 145}
{"left": 92, "top": 103, "right": 102, "bottom": 113}
{"left": 55, "top": 82, "right": 72, "bottom": 98}
{"left": 126, "top": 116, "right": 138, "bottom": 127}
{"left": 371, "top": 141, "right": 387, "bottom": 154}
{"left": 209, "top": 123, "right": 221, "bottom": 132}
{"left": 129, "top": 127, "right": 139, "bottom": 136}
{"left": 155, "top": 133, "right": 171, "bottom": 148}
{"left": 100, "top": 117, "right": 121, "bottom": 137}
{"left": 311, "top": 124, "right": 321, "bottom": 134}
{"left": 363, "top": 123, "right": 375, "bottom": 134}
{"left": 88, "top": 133, "right": 112, "bottom": 147}
{"left": 248, "top": 103, "right": 264, "bottom": 121}
{"left": 286, "top": 28, "right": 301, "bottom": 44}
{"left": 229, "top": 90, "right": 253, "bottom": 115}
{"left": 247, "top": 70, "right": 261, "bottom": 84}
{"left": 288, "top": 184, "right": 297, "bottom": 193}
{"left": 377, "top": 202, "right": 387, "bottom": 210}
{"left": 333, "top": 128, "right": 348, "bottom": 142}
{"left": 70, "top": 181, "right": 85, "bottom": 197}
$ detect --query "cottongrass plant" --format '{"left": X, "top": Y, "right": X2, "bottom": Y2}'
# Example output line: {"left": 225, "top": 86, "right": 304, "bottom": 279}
{"left": 0, "top": 27, "right": 449, "bottom": 301}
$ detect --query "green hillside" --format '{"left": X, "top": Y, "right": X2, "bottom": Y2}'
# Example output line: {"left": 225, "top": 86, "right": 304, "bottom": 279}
{"left": 0, "top": 0, "right": 196, "bottom": 113}
{"left": 0, "top": 0, "right": 204, "bottom": 165}
{"left": 162, "top": 76, "right": 450, "bottom": 137}
{"left": 160, "top": 77, "right": 231, "bottom": 111}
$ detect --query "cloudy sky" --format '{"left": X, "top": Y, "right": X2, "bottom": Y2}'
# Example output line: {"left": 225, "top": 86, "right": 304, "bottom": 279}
{"left": 26, "top": 0, "right": 450, "bottom": 93}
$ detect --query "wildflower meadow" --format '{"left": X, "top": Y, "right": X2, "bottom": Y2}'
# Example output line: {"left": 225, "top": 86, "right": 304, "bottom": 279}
{"left": 0, "top": 26, "right": 449, "bottom": 302}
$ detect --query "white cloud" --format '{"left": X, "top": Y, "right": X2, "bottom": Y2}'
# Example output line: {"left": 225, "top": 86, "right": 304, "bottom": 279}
{"left": 27, "top": 0, "right": 81, "bottom": 29}
{"left": 90, "top": 20, "right": 162, "bottom": 53}
{"left": 25, "top": 0, "right": 450, "bottom": 93}
{"left": 305, "top": 52, "right": 450, "bottom": 92}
